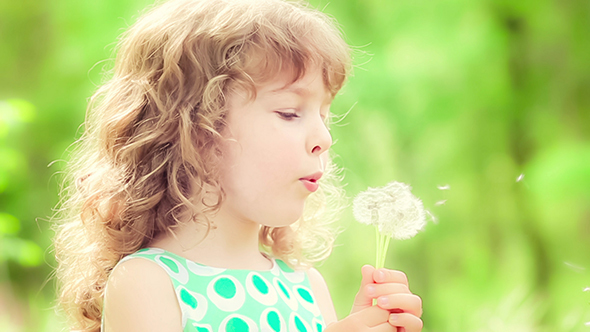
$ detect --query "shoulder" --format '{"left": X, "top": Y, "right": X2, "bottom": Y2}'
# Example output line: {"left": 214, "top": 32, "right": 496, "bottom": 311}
{"left": 306, "top": 267, "right": 338, "bottom": 325}
{"left": 103, "top": 257, "right": 182, "bottom": 332}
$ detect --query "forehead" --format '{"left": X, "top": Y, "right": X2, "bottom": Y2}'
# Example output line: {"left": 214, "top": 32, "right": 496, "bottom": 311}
{"left": 256, "top": 68, "right": 332, "bottom": 104}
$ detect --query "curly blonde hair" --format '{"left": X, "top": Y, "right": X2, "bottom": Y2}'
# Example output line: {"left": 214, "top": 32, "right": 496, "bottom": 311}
{"left": 52, "top": 0, "right": 351, "bottom": 330}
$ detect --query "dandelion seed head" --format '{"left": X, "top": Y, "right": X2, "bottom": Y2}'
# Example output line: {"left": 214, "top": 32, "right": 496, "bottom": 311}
{"left": 352, "top": 187, "right": 390, "bottom": 225}
{"left": 352, "top": 181, "right": 427, "bottom": 240}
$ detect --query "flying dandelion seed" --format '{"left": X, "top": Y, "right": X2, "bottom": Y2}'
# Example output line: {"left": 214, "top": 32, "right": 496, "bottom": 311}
{"left": 437, "top": 184, "right": 451, "bottom": 190}
{"left": 426, "top": 210, "right": 438, "bottom": 224}
{"left": 585, "top": 322, "right": 590, "bottom": 327}
{"left": 516, "top": 174, "right": 525, "bottom": 182}
{"left": 434, "top": 200, "right": 447, "bottom": 206}
{"left": 564, "top": 261, "right": 586, "bottom": 272}
{"left": 583, "top": 287, "right": 590, "bottom": 292}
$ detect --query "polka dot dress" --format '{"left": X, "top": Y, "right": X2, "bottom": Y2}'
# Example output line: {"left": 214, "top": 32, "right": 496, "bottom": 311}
{"left": 107, "top": 248, "right": 326, "bottom": 332}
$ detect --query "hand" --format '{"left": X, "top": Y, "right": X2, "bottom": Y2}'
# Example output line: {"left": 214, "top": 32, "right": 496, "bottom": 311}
{"left": 324, "top": 305, "right": 396, "bottom": 332}
{"left": 351, "top": 265, "right": 423, "bottom": 332}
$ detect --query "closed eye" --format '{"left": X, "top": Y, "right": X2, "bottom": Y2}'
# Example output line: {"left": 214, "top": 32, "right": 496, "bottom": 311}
{"left": 276, "top": 111, "right": 300, "bottom": 120}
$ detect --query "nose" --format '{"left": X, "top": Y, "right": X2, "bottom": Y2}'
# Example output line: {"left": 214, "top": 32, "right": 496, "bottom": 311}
{"left": 308, "top": 114, "right": 332, "bottom": 155}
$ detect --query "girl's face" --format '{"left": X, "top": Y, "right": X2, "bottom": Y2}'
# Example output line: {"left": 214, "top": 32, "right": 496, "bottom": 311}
{"left": 218, "top": 67, "right": 332, "bottom": 228}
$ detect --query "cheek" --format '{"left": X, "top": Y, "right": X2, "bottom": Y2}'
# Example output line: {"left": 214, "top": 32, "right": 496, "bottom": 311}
{"left": 221, "top": 150, "right": 305, "bottom": 225}
{"left": 223, "top": 132, "right": 301, "bottom": 189}
{"left": 219, "top": 128, "right": 307, "bottom": 225}
{"left": 247, "top": 126, "right": 301, "bottom": 171}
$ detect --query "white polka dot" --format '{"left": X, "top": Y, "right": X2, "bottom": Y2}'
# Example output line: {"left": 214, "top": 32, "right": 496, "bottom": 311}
{"left": 259, "top": 308, "right": 286, "bottom": 332}
{"left": 273, "top": 278, "right": 298, "bottom": 311}
{"left": 288, "top": 312, "right": 311, "bottom": 332}
{"left": 155, "top": 255, "right": 189, "bottom": 284}
{"left": 176, "top": 285, "right": 208, "bottom": 324}
{"left": 281, "top": 270, "right": 306, "bottom": 284}
{"left": 275, "top": 260, "right": 305, "bottom": 283}
{"left": 246, "top": 272, "right": 278, "bottom": 306}
{"left": 293, "top": 285, "right": 320, "bottom": 317}
{"left": 186, "top": 260, "right": 226, "bottom": 276}
{"left": 219, "top": 314, "right": 258, "bottom": 332}
{"left": 207, "top": 275, "right": 246, "bottom": 312}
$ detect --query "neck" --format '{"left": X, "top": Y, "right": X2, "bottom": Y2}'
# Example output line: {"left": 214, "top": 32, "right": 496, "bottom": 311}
{"left": 149, "top": 201, "right": 272, "bottom": 270}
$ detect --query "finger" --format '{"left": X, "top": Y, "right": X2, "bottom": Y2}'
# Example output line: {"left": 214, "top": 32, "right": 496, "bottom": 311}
{"left": 351, "top": 265, "right": 377, "bottom": 313}
{"left": 389, "top": 313, "right": 424, "bottom": 332}
{"left": 365, "top": 282, "right": 411, "bottom": 300}
{"left": 373, "top": 269, "right": 409, "bottom": 287}
{"left": 350, "top": 304, "right": 391, "bottom": 327}
{"left": 368, "top": 321, "right": 397, "bottom": 332}
{"left": 361, "top": 265, "right": 377, "bottom": 287}
{"left": 376, "top": 293, "right": 422, "bottom": 317}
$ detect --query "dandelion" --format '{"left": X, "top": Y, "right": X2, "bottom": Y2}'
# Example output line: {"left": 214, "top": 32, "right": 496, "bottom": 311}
{"left": 352, "top": 181, "right": 427, "bottom": 269}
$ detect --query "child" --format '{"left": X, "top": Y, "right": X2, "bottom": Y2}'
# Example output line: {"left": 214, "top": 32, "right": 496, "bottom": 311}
{"left": 53, "top": 0, "right": 423, "bottom": 331}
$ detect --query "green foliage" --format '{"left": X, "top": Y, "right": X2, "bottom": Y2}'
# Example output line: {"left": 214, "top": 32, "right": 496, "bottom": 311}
{"left": 0, "top": 100, "right": 43, "bottom": 266}
{"left": 0, "top": 212, "right": 44, "bottom": 267}
{"left": 0, "top": 98, "right": 46, "bottom": 330}
{"left": 0, "top": 0, "right": 588, "bottom": 331}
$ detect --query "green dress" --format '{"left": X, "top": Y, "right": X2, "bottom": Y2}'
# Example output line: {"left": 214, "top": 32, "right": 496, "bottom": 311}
{"left": 102, "top": 247, "right": 326, "bottom": 332}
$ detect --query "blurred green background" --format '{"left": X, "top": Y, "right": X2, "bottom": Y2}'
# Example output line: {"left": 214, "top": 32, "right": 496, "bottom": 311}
{"left": 1, "top": 0, "right": 589, "bottom": 331}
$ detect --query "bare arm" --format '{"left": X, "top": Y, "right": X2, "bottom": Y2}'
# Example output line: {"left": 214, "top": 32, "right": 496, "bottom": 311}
{"left": 102, "top": 258, "right": 183, "bottom": 332}
{"left": 306, "top": 267, "right": 338, "bottom": 325}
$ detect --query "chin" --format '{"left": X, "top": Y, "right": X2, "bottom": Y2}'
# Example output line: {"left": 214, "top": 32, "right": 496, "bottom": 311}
{"left": 263, "top": 210, "right": 304, "bottom": 228}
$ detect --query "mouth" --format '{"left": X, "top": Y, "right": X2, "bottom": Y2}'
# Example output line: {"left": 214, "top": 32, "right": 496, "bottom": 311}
{"left": 299, "top": 171, "right": 323, "bottom": 182}
{"left": 299, "top": 172, "right": 323, "bottom": 193}
{"left": 299, "top": 179, "right": 319, "bottom": 192}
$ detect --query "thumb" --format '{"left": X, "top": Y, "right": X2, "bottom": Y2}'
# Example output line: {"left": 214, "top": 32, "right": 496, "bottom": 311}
{"left": 351, "top": 265, "right": 376, "bottom": 314}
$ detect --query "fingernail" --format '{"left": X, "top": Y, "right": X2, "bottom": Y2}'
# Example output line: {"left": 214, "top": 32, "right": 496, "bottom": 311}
{"left": 389, "top": 314, "right": 398, "bottom": 322}
{"left": 378, "top": 296, "right": 389, "bottom": 306}
{"left": 377, "top": 270, "right": 384, "bottom": 281}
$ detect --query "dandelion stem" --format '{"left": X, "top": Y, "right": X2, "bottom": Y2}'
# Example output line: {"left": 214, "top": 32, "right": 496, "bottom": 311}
{"left": 383, "top": 233, "right": 387, "bottom": 267}
{"left": 381, "top": 235, "right": 385, "bottom": 267}
{"left": 381, "top": 234, "right": 386, "bottom": 266}
{"left": 374, "top": 230, "right": 392, "bottom": 269}
{"left": 375, "top": 227, "right": 380, "bottom": 268}
{"left": 373, "top": 228, "right": 383, "bottom": 307}
{"left": 378, "top": 233, "right": 383, "bottom": 268}
{"left": 382, "top": 236, "right": 391, "bottom": 268}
